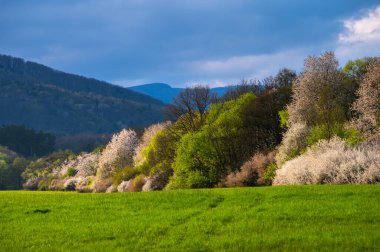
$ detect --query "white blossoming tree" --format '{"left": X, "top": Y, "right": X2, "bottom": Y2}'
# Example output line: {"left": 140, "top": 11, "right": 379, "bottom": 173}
{"left": 352, "top": 58, "right": 380, "bottom": 140}
{"left": 98, "top": 129, "right": 138, "bottom": 178}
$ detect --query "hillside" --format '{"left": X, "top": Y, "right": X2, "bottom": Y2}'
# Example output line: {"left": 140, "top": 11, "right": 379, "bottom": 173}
{"left": 0, "top": 55, "right": 165, "bottom": 134}
{"left": 1, "top": 185, "right": 379, "bottom": 251}
{"left": 128, "top": 83, "right": 232, "bottom": 104}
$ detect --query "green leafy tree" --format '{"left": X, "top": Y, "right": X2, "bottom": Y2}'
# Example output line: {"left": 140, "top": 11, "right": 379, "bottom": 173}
{"left": 169, "top": 130, "right": 219, "bottom": 189}
{"left": 169, "top": 93, "right": 258, "bottom": 189}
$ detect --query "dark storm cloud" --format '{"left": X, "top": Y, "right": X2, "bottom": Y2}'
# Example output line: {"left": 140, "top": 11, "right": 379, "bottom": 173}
{"left": 0, "top": 0, "right": 379, "bottom": 87}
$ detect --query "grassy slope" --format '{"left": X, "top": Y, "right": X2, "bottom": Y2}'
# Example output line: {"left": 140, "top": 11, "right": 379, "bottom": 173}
{"left": 0, "top": 185, "right": 379, "bottom": 251}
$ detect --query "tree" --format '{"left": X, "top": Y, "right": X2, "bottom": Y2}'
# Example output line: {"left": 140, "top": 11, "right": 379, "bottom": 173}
{"left": 287, "top": 52, "right": 347, "bottom": 138}
{"left": 343, "top": 58, "right": 375, "bottom": 80}
{"left": 169, "top": 130, "right": 220, "bottom": 189}
{"left": 0, "top": 125, "right": 55, "bottom": 157}
{"left": 271, "top": 68, "right": 297, "bottom": 89}
{"left": 352, "top": 58, "right": 380, "bottom": 140}
{"left": 9, "top": 157, "right": 29, "bottom": 189}
{"left": 168, "top": 93, "right": 258, "bottom": 189}
{"left": 221, "top": 79, "right": 262, "bottom": 101}
{"left": 165, "top": 85, "right": 216, "bottom": 132}
{"left": 98, "top": 129, "right": 138, "bottom": 178}
{"left": 133, "top": 121, "right": 171, "bottom": 167}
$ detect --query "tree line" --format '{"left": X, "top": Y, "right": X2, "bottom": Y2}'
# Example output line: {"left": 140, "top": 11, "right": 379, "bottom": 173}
{"left": 2, "top": 52, "right": 380, "bottom": 191}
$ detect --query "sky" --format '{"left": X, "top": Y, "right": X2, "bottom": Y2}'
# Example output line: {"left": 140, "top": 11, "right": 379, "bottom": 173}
{"left": 1, "top": 0, "right": 380, "bottom": 88}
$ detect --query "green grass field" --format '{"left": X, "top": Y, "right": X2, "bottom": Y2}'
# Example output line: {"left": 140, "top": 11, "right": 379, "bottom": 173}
{"left": 1, "top": 185, "right": 379, "bottom": 251}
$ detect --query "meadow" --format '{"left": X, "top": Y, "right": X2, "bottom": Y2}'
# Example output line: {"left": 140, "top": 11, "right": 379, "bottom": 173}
{"left": 1, "top": 185, "right": 379, "bottom": 251}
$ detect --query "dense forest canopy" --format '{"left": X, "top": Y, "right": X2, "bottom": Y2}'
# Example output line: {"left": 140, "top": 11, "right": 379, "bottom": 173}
{"left": 0, "top": 54, "right": 165, "bottom": 134}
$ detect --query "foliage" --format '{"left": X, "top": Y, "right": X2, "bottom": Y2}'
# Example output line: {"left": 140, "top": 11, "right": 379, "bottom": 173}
{"left": 0, "top": 54, "right": 164, "bottom": 135}
{"left": 352, "top": 58, "right": 380, "bottom": 140}
{"left": 132, "top": 175, "right": 146, "bottom": 192}
{"left": 169, "top": 89, "right": 292, "bottom": 189}
{"left": 0, "top": 125, "right": 55, "bottom": 157}
{"left": 279, "top": 109, "right": 289, "bottom": 128}
{"left": 66, "top": 168, "right": 77, "bottom": 177}
{"left": 22, "top": 150, "right": 75, "bottom": 189}
{"left": 58, "top": 152, "right": 100, "bottom": 178}
{"left": 220, "top": 68, "right": 295, "bottom": 102}
{"left": 92, "top": 177, "right": 113, "bottom": 193}
{"left": 275, "top": 123, "right": 310, "bottom": 167}
{"left": 287, "top": 52, "right": 348, "bottom": 129}
{"left": 76, "top": 176, "right": 94, "bottom": 193}
{"left": 307, "top": 123, "right": 363, "bottom": 146}
{"left": 98, "top": 129, "right": 138, "bottom": 179}
{"left": 208, "top": 93, "right": 260, "bottom": 167}
{"left": 221, "top": 152, "right": 275, "bottom": 187}
{"left": 343, "top": 57, "right": 374, "bottom": 79}
{"left": 0, "top": 159, "right": 9, "bottom": 189}
{"left": 263, "top": 162, "right": 277, "bottom": 181}
{"left": 0, "top": 147, "right": 30, "bottom": 190}
{"left": 276, "top": 52, "right": 368, "bottom": 170}
{"left": 274, "top": 137, "right": 380, "bottom": 185}
{"left": 169, "top": 130, "right": 219, "bottom": 189}
{"left": 142, "top": 169, "right": 172, "bottom": 191}
{"left": 117, "top": 180, "right": 134, "bottom": 192}
{"left": 135, "top": 128, "right": 178, "bottom": 179}
{"left": 133, "top": 121, "right": 171, "bottom": 167}
{"left": 112, "top": 166, "right": 139, "bottom": 187}
{"left": 165, "top": 85, "right": 216, "bottom": 131}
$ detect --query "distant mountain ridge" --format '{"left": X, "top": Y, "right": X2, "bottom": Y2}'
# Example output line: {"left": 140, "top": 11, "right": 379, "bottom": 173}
{"left": 128, "top": 83, "right": 232, "bottom": 104}
{"left": 0, "top": 54, "right": 165, "bottom": 135}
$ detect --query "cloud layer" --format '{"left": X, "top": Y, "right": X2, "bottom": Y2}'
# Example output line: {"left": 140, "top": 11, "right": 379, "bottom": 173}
{"left": 336, "top": 6, "right": 380, "bottom": 63}
{"left": 0, "top": 0, "right": 379, "bottom": 87}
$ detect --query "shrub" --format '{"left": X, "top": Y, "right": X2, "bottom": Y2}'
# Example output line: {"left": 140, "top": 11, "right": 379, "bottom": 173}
{"left": 63, "top": 178, "right": 78, "bottom": 191}
{"left": 76, "top": 176, "right": 94, "bottom": 193}
{"left": 106, "top": 185, "right": 117, "bottom": 193}
{"left": 22, "top": 150, "right": 75, "bottom": 184}
{"left": 279, "top": 109, "right": 289, "bottom": 128}
{"left": 49, "top": 179, "right": 64, "bottom": 190}
{"left": 73, "top": 153, "right": 100, "bottom": 177}
{"left": 142, "top": 169, "right": 172, "bottom": 191}
{"left": 221, "top": 152, "right": 275, "bottom": 187}
{"left": 135, "top": 126, "right": 179, "bottom": 179}
{"left": 66, "top": 167, "right": 77, "bottom": 177}
{"left": 92, "top": 177, "right": 113, "bottom": 193}
{"left": 117, "top": 180, "right": 133, "bottom": 192}
{"left": 132, "top": 175, "right": 146, "bottom": 192}
{"left": 307, "top": 123, "right": 363, "bottom": 146}
{"left": 117, "top": 175, "right": 146, "bottom": 192}
{"left": 273, "top": 137, "right": 380, "bottom": 185}
{"left": 133, "top": 121, "right": 171, "bottom": 166}
{"left": 23, "top": 177, "right": 42, "bottom": 190}
{"left": 112, "top": 166, "right": 139, "bottom": 187}
{"left": 275, "top": 123, "right": 310, "bottom": 167}
{"left": 37, "top": 174, "right": 55, "bottom": 191}
{"left": 263, "top": 162, "right": 278, "bottom": 181}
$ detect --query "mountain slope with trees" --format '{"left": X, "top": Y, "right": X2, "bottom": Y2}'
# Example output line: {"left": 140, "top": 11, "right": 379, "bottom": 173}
{"left": 0, "top": 54, "right": 165, "bottom": 134}
{"left": 128, "top": 83, "right": 232, "bottom": 104}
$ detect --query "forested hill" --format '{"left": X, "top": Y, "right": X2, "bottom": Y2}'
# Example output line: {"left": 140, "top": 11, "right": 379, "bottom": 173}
{"left": 128, "top": 83, "right": 232, "bottom": 104}
{"left": 0, "top": 54, "right": 165, "bottom": 135}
